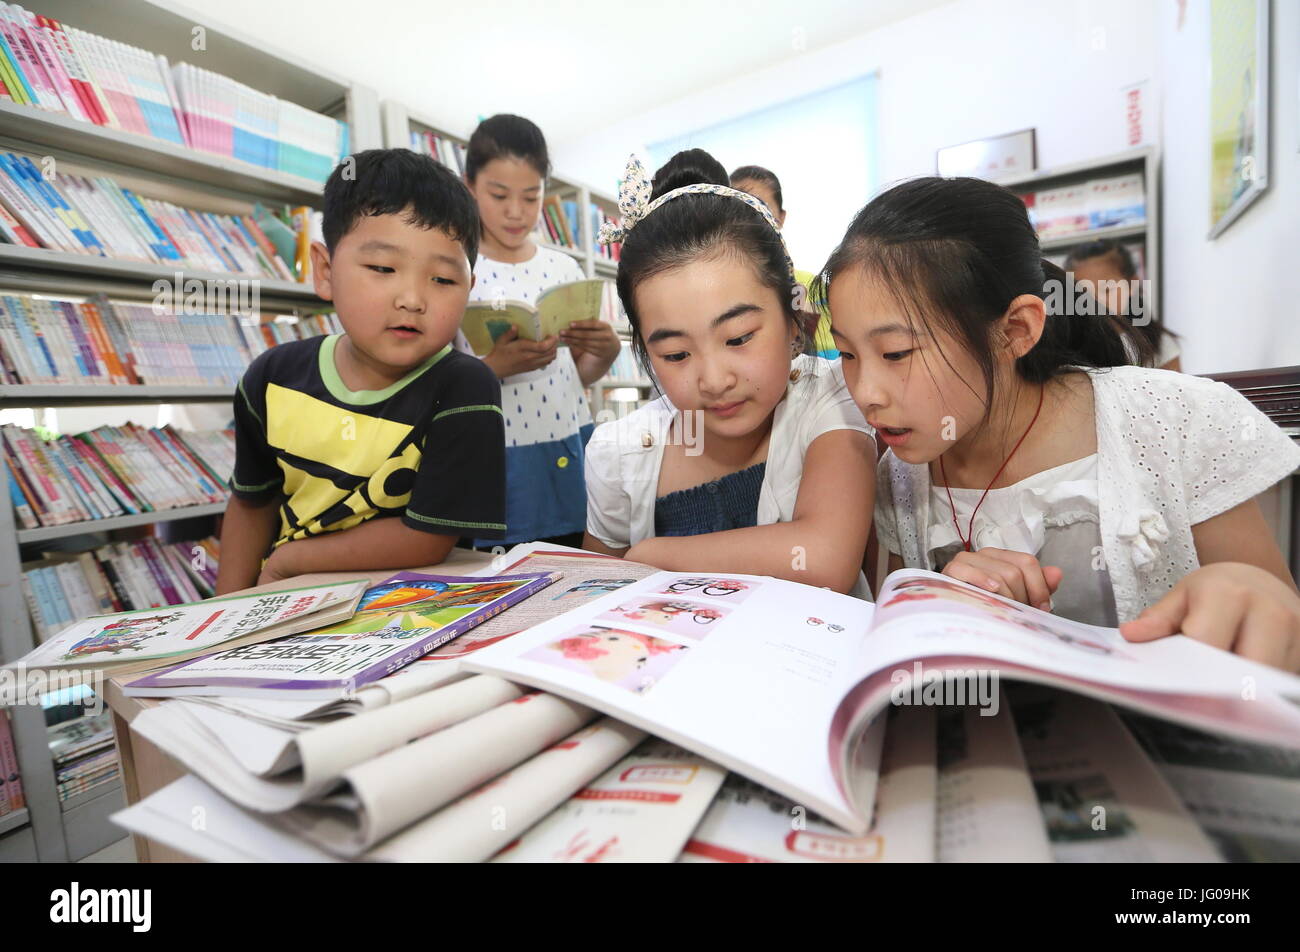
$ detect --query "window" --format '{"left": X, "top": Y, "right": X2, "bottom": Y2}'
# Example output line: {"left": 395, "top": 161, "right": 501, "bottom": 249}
{"left": 648, "top": 74, "right": 879, "bottom": 271}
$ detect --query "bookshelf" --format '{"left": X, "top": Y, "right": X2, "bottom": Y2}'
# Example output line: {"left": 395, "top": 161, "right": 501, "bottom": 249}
{"left": 0, "top": 0, "right": 383, "bottom": 862}
{"left": 990, "top": 147, "right": 1161, "bottom": 323}
{"left": 380, "top": 101, "right": 655, "bottom": 413}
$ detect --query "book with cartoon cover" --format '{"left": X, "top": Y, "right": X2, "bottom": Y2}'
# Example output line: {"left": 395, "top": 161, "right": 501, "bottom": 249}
{"left": 461, "top": 567, "right": 1300, "bottom": 835}
{"left": 460, "top": 278, "right": 610, "bottom": 356}
{"left": 123, "top": 571, "right": 556, "bottom": 700}
{"left": 6, "top": 578, "right": 369, "bottom": 678}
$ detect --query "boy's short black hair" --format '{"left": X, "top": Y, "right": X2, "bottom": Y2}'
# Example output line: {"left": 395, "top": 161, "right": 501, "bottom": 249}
{"left": 465, "top": 114, "right": 550, "bottom": 182}
{"left": 321, "top": 149, "right": 479, "bottom": 266}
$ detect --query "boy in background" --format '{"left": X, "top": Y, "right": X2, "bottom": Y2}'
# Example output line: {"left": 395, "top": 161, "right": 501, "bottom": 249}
{"left": 216, "top": 150, "right": 506, "bottom": 594}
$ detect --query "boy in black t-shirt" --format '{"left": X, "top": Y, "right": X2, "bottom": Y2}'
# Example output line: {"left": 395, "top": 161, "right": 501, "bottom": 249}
{"left": 215, "top": 149, "right": 506, "bottom": 594}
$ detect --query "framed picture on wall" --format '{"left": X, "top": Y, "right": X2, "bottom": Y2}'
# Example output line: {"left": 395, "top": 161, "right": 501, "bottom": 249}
{"left": 1208, "top": 0, "right": 1270, "bottom": 239}
{"left": 936, "top": 128, "right": 1036, "bottom": 180}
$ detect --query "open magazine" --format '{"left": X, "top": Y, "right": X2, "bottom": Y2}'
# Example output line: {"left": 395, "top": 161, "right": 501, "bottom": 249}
{"left": 460, "top": 279, "right": 611, "bottom": 355}
{"left": 7, "top": 579, "right": 368, "bottom": 678}
{"left": 462, "top": 567, "right": 1300, "bottom": 835}
{"left": 122, "top": 572, "right": 555, "bottom": 701}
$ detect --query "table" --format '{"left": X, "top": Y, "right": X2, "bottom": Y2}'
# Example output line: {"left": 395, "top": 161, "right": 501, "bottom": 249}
{"left": 105, "top": 549, "right": 495, "bottom": 862}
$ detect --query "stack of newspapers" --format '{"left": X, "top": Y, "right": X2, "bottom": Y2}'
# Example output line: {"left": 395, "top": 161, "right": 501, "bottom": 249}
{"left": 110, "top": 543, "right": 1300, "bottom": 863}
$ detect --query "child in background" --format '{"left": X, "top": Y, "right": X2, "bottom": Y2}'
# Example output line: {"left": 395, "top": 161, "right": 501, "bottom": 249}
{"left": 583, "top": 151, "right": 875, "bottom": 595}
{"left": 821, "top": 176, "right": 1300, "bottom": 670}
{"left": 461, "top": 114, "right": 621, "bottom": 547}
{"left": 1065, "top": 238, "right": 1180, "bottom": 370}
{"left": 730, "top": 164, "right": 837, "bottom": 359}
{"left": 216, "top": 150, "right": 506, "bottom": 594}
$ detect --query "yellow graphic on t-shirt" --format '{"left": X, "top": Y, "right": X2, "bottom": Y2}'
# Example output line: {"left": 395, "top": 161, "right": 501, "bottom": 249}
{"left": 261, "top": 384, "right": 424, "bottom": 547}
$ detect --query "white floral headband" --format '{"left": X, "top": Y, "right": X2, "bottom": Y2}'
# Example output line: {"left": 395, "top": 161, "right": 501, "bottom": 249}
{"left": 598, "top": 154, "right": 796, "bottom": 285}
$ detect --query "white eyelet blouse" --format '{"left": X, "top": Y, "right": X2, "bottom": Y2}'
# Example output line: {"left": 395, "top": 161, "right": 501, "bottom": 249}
{"left": 876, "top": 367, "right": 1300, "bottom": 624}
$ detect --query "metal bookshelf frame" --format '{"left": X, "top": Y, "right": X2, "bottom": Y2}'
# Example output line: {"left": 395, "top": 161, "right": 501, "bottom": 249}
{"left": 0, "top": 0, "right": 382, "bottom": 863}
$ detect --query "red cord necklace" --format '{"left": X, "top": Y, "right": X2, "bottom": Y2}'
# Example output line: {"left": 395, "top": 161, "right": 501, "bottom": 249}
{"left": 938, "top": 384, "right": 1046, "bottom": 553}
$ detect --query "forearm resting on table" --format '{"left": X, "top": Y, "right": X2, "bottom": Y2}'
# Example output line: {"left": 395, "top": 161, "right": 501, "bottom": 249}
{"left": 628, "top": 520, "right": 867, "bottom": 593}
{"left": 215, "top": 494, "right": 280, "bottom": 594}
{"left": 266, "top": 516, "right": 458, "bottom": 581}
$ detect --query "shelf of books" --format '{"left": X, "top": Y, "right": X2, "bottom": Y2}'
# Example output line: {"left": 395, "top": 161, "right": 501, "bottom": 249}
{"left": 0, "top": 0, "right": 384, "bottom": 862}
{"left": 991, "top": 147, "right": 1160, "bottom": 322}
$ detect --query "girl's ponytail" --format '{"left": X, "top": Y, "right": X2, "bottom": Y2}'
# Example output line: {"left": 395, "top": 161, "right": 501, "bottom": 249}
{"left": 1019, "top": 258, "right": 1151, "bottom": 382}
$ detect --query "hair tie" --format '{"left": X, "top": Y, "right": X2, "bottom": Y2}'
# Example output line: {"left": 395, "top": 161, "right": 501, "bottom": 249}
{"left": 599, "top": 154, "right": 797, "bottom": 286}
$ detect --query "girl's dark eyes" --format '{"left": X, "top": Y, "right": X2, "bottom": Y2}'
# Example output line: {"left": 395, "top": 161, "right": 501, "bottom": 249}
{"left": 838, "top": 351, "right": 856, "bottom": 361}
{"left": 662, "top": 352, "right": 688, "bottom": 363}
{"left": 883, "top": 349, "right": 914, "bottom": 362}
{"left": 366, "top": 265, "right": 394, "bottom": 274}
{"left": 433, "top": 277, "right": 456, "bottom": 285}
{"left": 726, "top": 332, "right": 755, "bottom": 347}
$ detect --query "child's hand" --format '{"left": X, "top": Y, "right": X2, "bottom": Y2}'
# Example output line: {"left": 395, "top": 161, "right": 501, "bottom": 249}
{"left": 561, "top": 320, "right": 620, "bottom": 362}
{"left": 483, "top": 327, "right": 558, "bottom": 377}
{"left": 942, "top": 548, "right": 1063, "bottom": 612}
{"left": 256, "top": 544, "right": 296, "bottom": 586}
{"left": 1120, "top": 563, "right": 1300, "bottom": 672}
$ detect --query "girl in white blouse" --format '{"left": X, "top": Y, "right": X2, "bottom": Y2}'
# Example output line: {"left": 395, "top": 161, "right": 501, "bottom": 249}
{"left": 582, "top": 150, "right": 875, "bottom": 595}
{"left": 819, "top": 176, "right": 1300, "bottom": 671}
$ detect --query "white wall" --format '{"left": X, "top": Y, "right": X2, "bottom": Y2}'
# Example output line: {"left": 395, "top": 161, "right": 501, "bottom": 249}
{"left": 554, "top": 0, "right": 1158, "bottom": 198}
{"left": 1160, "top": 0, "right": 1300, "bottom": 374}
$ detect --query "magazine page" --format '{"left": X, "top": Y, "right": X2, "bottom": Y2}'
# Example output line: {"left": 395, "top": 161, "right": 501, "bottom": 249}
{"left": 369, "top": 718, "right": 645, "bottom": 863}
{"left": 830, "top": 570, "right": 1300, "bottom": 767}
{"left": 113, "top": 774, "right": 340, "bottom": 864}
{"left": 679, "top": 709, "right": 930, "bottom": 863}
{"left": 1121, "top": 712, "right": 1300, "bottom": 862}
{"left": 495, "top": 738, "right": 726, "bottom": 863}
{"left": 123, "top": 572, "right": 553, "bottom": 700}
{"left": 275, "top": 692, "right": 597, "bottom": 857}
{"left": 128, "top": 675, "right": 525, "bottom": 811}
{"left": 10, "top": 578, "right": 368, "bottom": 674}
{"left": 1008, "top": 683, "right": 1221, "bottom": 862}
{"left": 461, "top": 569, "right": 880, "bottom": 832}
{"left": 935, "top": 692, "right": 1052, "bottom": 862}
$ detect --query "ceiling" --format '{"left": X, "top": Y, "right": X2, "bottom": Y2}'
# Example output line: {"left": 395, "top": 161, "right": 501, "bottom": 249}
{"left": 199, "top": 0, "right": 955, "bottom": 143}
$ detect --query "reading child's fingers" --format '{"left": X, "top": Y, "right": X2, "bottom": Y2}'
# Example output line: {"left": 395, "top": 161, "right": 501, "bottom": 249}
{"left": 945, "top": 552, "right": 1026, "bottom": 602}
{"left": 1042, "top": 565, "right": 1064, "bottom": 594}
{"left": 1120, "top": 586, "right": 1189, "bottom": 642}
{"left": 941, "top": 555, "right": 1004, "bottom": 594}
{"left": 1178, "top": 586, "right": 1250, "bottom": 653}
{"left": 994, "top": 550, "right": 1055, "bottom": 611}
{"left": 1234, "top": 603, "right": 1294, "bottom": 670}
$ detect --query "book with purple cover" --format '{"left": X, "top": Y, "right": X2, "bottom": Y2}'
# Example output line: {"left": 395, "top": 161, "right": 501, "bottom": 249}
{"left": 124, "top": 571, "right": 556, "bottom": 700}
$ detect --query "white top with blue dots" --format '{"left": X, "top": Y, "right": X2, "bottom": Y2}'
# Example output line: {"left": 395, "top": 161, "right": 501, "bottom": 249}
{"left": 461, "top": 245, "right": 592, "bottom": 449}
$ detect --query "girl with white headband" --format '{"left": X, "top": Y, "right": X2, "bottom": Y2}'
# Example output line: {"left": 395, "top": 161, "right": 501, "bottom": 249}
{"left": 582, "top": 150, "right": 875, "bottom": 595}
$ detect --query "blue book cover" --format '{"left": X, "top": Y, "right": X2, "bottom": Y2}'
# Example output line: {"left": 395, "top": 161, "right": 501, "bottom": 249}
{"left": 118, "top": 187, "right": 179, "bottom": 261}
{"left": 14, "top": 156, "right": 104, "bottom": 256}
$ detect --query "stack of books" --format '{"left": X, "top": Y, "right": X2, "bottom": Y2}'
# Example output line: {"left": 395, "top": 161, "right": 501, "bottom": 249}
{"left": 0, "top": 152, "right": 300, "bottom": 278}
{"left": 0, "top": 711, "right": 23, "bottom": 817}
{"left": 0, "top": 5, "right": 347, "bottom": 182}
{"left": 409, "top": 130, "right": 466, "bottom": 177}
{"left": 22, "top": 536, "right": 221, "bottom": 639}
{"left": 592, "top": 203, "right": 621, "bottom": 263}
{"left": 1021, "top": 172, "right": 1147, "bottom": 240}
{"left": 47, "top": 709, "right": 117, "bottom": 803}
{"left": 3, "top": 421, "right": 234, "bottom": 529}
{"left": 534, "top": 195, "right": 580, "bottom": 250}
{"left": 0, "top": 292, "right": 340, "bottom": 388}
